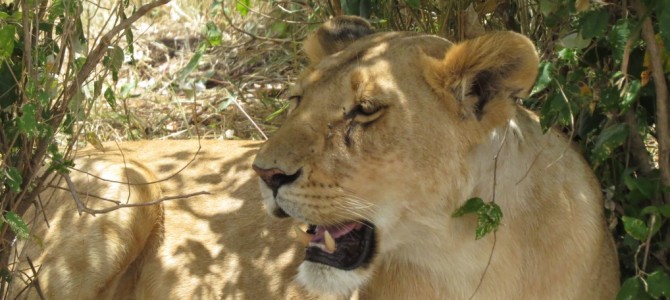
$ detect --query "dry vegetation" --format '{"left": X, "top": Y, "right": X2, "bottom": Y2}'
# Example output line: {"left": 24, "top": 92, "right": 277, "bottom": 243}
{"left": 82, "top": 0, "right": 319, "bottom": 143}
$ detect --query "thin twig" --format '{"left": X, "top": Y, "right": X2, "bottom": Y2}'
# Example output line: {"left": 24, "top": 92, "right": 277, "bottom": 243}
{"left": 220, "top": 0, "right": 292, "bottom": 43}
{"left": 543, "top": 79, "right": 576, "bottom": 170}
{"left": 468, "top": 125, "right": 509, "bottom": 300}
{"left": 63, "top": 173, "right": 85, "bottom": 215}
{"left": 67, "top": 142, "right": 201, "bottom": 186}
{"left": 26, "top": 257, "right": 45, "bottom": 300}
{"left": 641, "top": 214, "right": 655, "bottom": 272}
{"left": 235, "top": 0, "right": 321, "bottom": 24}
{"left": 232, "top": 89, "right": 269, "bottom": 140}
{"left": 64, "top": 176, "right": 210, "bottom": 216}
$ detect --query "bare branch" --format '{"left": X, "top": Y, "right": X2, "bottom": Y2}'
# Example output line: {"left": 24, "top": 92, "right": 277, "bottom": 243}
{"left": 234, "top": 0, "right": 321, "bottom": 24}
{"left": 633, "top": 0, "right": 670, "bottom": 204}
{"left": 220, "top": 1, "right": 292, "bottom": 43}
{"left": 62, "top": 173, "right": 211, "bottom": 216}
{"left": 26, "top": 257, "right": 45, "bottom": 300}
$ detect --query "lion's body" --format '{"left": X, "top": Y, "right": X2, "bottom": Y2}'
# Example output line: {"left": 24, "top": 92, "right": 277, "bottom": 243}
{"left": 11, "top": 140, "right": 311, "bottom": 299}
{"left": 10, "top": 17, "right": 619, "bottom": 300}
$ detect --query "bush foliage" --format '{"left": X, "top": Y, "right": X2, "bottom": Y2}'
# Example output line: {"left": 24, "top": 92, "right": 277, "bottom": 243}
{"left": 0, "top": 0, "right": 169, "bottom": 295}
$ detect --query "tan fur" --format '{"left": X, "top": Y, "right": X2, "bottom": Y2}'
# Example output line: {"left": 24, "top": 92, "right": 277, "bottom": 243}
{"left": 10, "top": 140, "right": 314, "bottom": 299}
{"left": 10, "top": 18, "right": 619, "bottom": 299}
{"left": 255, "top": 17, "right": 620, "bottom": 299}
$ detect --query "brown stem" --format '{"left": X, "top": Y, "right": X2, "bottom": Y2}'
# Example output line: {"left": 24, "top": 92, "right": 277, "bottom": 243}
{"left": 633, "top": 0, "right": 670, "bottom": 204}
{"left": 220, "top": 0, "right": 291, "bottom": 43}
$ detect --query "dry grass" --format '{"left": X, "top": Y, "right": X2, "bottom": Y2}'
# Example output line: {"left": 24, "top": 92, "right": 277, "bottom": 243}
{"left": 82, "top": 0, "right": 322, "bottom": 143}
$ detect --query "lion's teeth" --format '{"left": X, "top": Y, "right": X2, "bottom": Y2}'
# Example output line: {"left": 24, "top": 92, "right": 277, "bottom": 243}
{"left": 293, "top": 226, "right": 313, "bottom": 246}
{"left": 324, "top": 230, "right": 337, "bottom": 253}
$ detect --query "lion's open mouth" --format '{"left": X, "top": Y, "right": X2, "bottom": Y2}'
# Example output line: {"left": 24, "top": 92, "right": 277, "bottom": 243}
{"left": 296, "top": 222, "right": 376, "bottom": 270}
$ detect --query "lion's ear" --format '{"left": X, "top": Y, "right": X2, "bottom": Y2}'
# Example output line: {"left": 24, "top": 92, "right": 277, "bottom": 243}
{"left": 423, "top": 31, "right": 539, "bottom": 124}
{"left": 303, "top": 16, "right": 374, "bottom": 65}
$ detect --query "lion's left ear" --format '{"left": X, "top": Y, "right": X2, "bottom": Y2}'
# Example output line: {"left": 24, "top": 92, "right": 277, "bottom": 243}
{"left": 303, "top": 16, "right": 374, "bottom": 65}
{"left": 423, "top": 31, "right": 539, "bottom": 124}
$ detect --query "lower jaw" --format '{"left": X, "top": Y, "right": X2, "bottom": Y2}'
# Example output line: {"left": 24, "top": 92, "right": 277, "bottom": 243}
{"left": 297, "top": 260, "right": 373, "bottom": 297}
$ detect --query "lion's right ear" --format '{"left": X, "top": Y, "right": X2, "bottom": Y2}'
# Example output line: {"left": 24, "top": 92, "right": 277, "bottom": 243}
{"left": 303, "top": 16, "right": 374, "bottom": 65}
{"left": 422, "top": 31, "right": 539, "bottom": 127}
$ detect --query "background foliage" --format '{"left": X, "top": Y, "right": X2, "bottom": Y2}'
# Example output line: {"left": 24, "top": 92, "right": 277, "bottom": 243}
{"left": 1, "top": 0, "right": 669, "bottom": 298}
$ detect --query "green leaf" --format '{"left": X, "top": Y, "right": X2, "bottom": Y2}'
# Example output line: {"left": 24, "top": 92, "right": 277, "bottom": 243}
{"left": 4, "top": 167, "right": 22, "bottom": 192}
{"left": 18, "top": 103, "right": 38, "bottom": 137}
{"left": 104, "top": 45, "right": 124, "bottom": 82}
{"left": 48, "top": 143, "right": 73, "bottom": 174}
{"left": 621, "top": 80, "right": 641, "bottom": 110}
{"left": 452, "top": 198, "right": 502, "bottom": 239}
{"left": 609, "top": 20, "right": 633, "bottom": 62}
{"left": 623, "top": 171, "right": 661, "bottom": 202}
{"left": 205, "top": 21, "right": 222, "bottom": 47}
{"left": 452, "top": 197, "right": 485, "bottom": 217}
{"left": 559, "top": 32, "right": 591, "bottom": 49}
{"left": 4, "top": 212, "right": 29, "bottom": 240}
{"left": 175, "top": 43, "right": 206, "bottom": 83}
{"left": 124, "top": 18, "right": 134, "bottom": 63}
{"left": 104, "top": 87, "right": 116, "bottom": 109}
{"left": 622, "top": 216, "right": 649, "bottom": 241}
{"left": 647, "top": 270, "right": 670, "bottom": 299}
{"left": 0, "top": 24, "right": 15, "bottom": 60}
{"left": 475, "top": 202, "right": 503, "bottom": 240}
{"left": 93, "top": 78, "right": 104, "bottom": 99}
{"left": 659, "top": 204, "right": 670, "bottom": 218}
{"left": 265, "top": 102, "right": 289, "bottom": 122}
{"left": 590, "top": 123, "right": 629, "bottom": 165}
{"left": 270, "top": 22, "right": 289, "bottom": 38}
{"left": 531, "top": 61, "right": 554, "bottom": 96}
{"left": 659, "top": 1, "right": 670, "bottom": 52}
{"left": 557, "top": 48, "right": 577, "bottom": 64}
{"left": 599, "top": 87, "right": 620, "bottom": 111}
{"left": 540, "top": 92, "right": 572, "bottom": 132}
{"left": 616, "top": 277, "right": 652, "bottom": 300}
{"left": 235, "top": 0, "right": 250, "bottom": 17}
{"left": 120, "top": 80, "right": 136, "bottom": 98}
{"left": 579, "top": 9, "right": 609, "bottom": 39}
{"left": 538, "top": 0, "right": 558, "bottom": 16}
{"left": 37, "top": 90, "right": 50, "bottom": 106}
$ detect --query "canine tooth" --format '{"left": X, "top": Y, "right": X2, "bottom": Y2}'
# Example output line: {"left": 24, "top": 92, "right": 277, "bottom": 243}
{"left": 293, "top": 226, "right": 313, "bottom": 246}
{"left": 324, "top": 230, "right": 337, "bottom": 253}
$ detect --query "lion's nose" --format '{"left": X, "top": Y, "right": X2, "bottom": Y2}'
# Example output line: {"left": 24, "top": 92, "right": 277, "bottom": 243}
{"left": 252, "top": 165, "right": 301, "bottom": 194}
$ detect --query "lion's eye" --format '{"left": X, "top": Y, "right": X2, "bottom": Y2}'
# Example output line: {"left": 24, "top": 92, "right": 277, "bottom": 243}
{"left": 351, "top": 101, "right": 384, "bottom": 123}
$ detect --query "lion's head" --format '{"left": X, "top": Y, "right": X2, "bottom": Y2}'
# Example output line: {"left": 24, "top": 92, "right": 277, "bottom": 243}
{"left": 252, "top": 16, "right": 538, "bottom": 297}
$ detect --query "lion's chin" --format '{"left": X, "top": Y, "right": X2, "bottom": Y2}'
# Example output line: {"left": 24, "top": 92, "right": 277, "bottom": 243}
{"left": 296, "top": 261, "right": 372, "bottom": 297}
{"left": 292, "top": 222, "right": 377, "bottom": 297}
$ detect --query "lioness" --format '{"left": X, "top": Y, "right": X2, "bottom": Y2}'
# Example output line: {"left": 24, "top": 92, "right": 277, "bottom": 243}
{"left": 10, "top": 16, "right": 619, "bottom": 299}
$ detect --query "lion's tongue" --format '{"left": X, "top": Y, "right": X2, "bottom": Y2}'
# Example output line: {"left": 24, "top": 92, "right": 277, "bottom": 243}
{"left": 311, "top": 223, "right": 362, "bottom": 243}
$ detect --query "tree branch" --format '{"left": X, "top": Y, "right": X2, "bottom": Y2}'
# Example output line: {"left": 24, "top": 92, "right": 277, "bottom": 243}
{"left": 63, "top": 172, "right": 210, "bottom": 216}
{"left": 633, "top": 0, "right": 670, "bottom": 204}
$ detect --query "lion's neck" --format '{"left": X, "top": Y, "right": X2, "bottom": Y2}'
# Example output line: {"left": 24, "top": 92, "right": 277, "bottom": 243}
{"left": 359, "top": 112, "right": 552, "bottom": 299}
